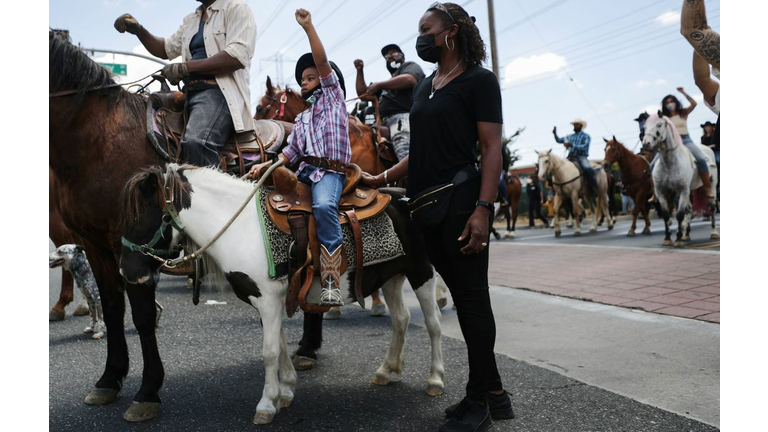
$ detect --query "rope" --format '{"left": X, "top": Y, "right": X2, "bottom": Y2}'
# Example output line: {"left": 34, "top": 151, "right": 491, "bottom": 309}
{"left": 164, "top": 159, "right": 285, "bottom": 268}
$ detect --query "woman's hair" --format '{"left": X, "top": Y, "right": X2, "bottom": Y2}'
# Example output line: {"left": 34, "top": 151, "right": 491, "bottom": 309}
{"left": 432, "top": 3, "right": 487, "bottom": 66}
{"left": 661, "top": 94, "right": 683, "bottom": 117}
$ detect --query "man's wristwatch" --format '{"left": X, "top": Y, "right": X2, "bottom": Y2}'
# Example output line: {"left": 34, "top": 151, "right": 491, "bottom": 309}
{"left": 476, "top": 200, "right": 494, "bottom": 212}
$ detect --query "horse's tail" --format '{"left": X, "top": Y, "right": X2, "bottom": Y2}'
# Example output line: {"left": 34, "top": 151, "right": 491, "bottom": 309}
{"left": 691, "top": 188, "right": 709, "bottom": 216}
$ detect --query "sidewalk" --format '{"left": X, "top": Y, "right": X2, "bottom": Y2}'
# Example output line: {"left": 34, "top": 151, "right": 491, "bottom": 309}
{"left": 487, "top": 242, "right": 720, "bottom": 322}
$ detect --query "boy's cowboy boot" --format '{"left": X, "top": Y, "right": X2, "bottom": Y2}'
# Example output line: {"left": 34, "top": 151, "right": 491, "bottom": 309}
{"left": 319, "top": 245, "right": 344, "bottom": 306}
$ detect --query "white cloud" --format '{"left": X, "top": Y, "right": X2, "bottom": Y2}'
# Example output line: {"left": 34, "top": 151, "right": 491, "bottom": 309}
{"left": 635, "top": 78, "right": 667, "bottom": 88}
{"left": 503, "top": 53, "right": 568, "bottom": 85}
{"left": 655, "top": 11, "right": 680, "bottom": 26}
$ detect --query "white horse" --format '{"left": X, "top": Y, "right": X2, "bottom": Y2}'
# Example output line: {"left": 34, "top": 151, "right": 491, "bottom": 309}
{"left": 118, "top": 164, "right": 445, "bottom": 425}
{"left": 643, "top": 114, "right": 719, "bottom": 246}
{"left": 537, "top": 149, "right": 614, "bottom": 237}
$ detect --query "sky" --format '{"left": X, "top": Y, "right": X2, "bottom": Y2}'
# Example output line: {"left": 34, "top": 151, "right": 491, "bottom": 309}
{"left": 49, "top": 0, "right": 721, "bottom": 167}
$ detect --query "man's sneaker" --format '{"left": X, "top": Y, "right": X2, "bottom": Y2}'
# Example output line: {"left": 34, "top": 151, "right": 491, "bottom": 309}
{"left": 445, "top": 391, "right": 515, "bottom": 420}
{"left": 439, "top": 398, "right": 492, "bottom": 432}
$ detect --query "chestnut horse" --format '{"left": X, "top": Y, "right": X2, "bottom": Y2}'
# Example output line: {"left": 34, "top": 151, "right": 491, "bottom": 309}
{"left": 49, "top": 168, "right": 90, "bottom": 320}
{"left": 603, "top": 137, "right": 654, "bottom": 237}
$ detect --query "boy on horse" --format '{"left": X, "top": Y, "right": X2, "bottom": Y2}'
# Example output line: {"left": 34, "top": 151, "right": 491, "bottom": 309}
{"left": 247, "top": 8, "right": 350, "bottom": 307}
{"left": 552, "top": 118, "right": 598, "bottom": 194}
{"left": 114, "top": 0, "right": 257, "bottom": 167}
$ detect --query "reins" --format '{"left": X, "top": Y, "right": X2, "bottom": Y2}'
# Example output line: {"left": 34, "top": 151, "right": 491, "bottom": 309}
{"left": 160, "top": 159, "right": 285, "bottom": 268}
{"left": 49, "top": 70, "right": 162, "bottom": 98}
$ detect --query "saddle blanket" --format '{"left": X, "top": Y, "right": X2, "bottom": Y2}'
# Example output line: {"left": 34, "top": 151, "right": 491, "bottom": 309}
{"left": 255, "top": 187, "right": 405, "bottom": 280}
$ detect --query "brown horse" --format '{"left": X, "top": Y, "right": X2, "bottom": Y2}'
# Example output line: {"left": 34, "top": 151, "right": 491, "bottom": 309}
{"left": 49, "top": 168, "right": 90, "bottom": 320}
{"left": 50, "top": 31, "right": 168, "bottom": 420}
{"left": 493, "top": 173, "right": 522, "bottom": 239}
{"left": 603, "top": 137, "right": 654, "bottom": 237}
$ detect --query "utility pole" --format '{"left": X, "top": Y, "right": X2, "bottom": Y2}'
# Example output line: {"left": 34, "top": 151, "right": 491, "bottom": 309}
{"left": 487, "top": 0, "right": 500, "bottom": 79}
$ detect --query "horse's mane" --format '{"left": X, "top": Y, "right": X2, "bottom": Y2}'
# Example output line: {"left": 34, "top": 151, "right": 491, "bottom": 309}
{"left": 648, "top": 113, "right": 683, "bottom": 148}
{"left": 119, "top": 164, "right": 194, "bottom": 230}
{"left": 49, "top": 31, "right": 144, "bottom": 119}
{"left": 347, "top": 115, "right": 367, "bottom": 138}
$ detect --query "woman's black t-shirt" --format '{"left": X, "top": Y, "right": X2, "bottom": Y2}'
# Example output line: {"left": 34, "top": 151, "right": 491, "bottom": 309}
{"left": 407, "top": 64, "right": 503, "bottom": 197}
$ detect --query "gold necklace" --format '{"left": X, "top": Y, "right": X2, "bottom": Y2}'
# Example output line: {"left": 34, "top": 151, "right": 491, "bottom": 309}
{"left": 430, "top": 61, "right": 463, "bottom": 99}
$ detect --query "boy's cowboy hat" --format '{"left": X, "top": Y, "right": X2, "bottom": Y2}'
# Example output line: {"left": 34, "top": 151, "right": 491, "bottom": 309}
{"left": 295, "top": 53, "right": 346, "bottom": 96}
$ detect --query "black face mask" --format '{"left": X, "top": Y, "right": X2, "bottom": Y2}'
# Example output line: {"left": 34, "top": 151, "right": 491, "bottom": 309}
{"left": 386, "top": 60, "right": 403, "bottom": 74}
{"left": 302, "top": 85, "right": 321, "bottom": 102}
{"left": 416, "top": 33, "right": 443, "bottom": 63}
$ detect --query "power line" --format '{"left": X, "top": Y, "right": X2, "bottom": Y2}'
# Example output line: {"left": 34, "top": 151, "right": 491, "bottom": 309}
{"left": 255, "top": 0, "right": 293, "bottom": 42}
{"left": 327, "top": 0, "right": 408, "bottom": 53}
{"left": 281, "top": 0, "right": 354, "bottom": 54}
{"left": 497, "top": 0, "right": 571, "bottom": 35}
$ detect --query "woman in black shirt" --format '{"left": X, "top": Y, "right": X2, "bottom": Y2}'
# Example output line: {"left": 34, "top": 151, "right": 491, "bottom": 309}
{"left": 362, "top": 3, "right": 511, "bottom": 431}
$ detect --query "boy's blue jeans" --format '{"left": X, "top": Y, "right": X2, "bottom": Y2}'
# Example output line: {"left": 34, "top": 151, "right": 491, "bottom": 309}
{"left": 297, "top": 165, "right": 346, "bottom": 252}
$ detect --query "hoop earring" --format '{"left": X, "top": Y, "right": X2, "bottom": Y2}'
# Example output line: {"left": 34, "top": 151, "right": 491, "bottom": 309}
{"left": 445, "top": 35, "right": 455, "bottom": 51}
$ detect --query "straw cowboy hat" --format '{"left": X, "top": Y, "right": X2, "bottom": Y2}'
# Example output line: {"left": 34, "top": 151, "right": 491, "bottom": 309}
{"left": 570, "top": 118, "right": 587, "bottom": 128}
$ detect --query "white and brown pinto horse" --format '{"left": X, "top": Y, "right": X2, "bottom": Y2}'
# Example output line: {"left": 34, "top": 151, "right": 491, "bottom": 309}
{"left": 642, "top": 114, "right": 719, "bottom": 246}
{"left": 537, "top": 150, "right": 613, "bottom": 237}
{"left": 119, "top": 164, "right": 446, "bottom": 424}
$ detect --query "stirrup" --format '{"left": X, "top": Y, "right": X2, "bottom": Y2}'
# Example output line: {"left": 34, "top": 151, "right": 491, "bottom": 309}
{"left": 319, "top": 286, "right": 343, "bottom": 306}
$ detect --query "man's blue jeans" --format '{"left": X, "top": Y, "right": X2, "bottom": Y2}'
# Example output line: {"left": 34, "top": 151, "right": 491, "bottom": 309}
{"left": 182, "top": 86, "right": 234, "bottom": 167}
{"left": 571, "top": 155, "right": 597, "bottom": 192}
{"left": 298, "top": 165, "right": 346, "bottom": 252}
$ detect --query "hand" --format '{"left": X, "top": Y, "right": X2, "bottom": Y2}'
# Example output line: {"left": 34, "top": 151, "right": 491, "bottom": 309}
{"left": 366, "top": 82, "right": 382, "bottom": 96}
{"left": 354, "top": 59, "right": 364, "bottom": 70}
{"left": 114, "top": 13, "right": 142, "bottom": 35}
{"left": 160, "top": 63, "right": 189, "bottom": 86}
{"left": 677, "top": 86, "right": 685, "bottom": 93}
{"left": 564, "top": 143, "right": 572, "bottom": 149}
{"left": 458, "top": 207, "right": 491, "bottom": 255}
{"left": 295, "top": 8, "right": 312, "bottom": 29}
{"left": 552, "top": 126, "right": 557, "bottom": 134}
{"left": 361, "top": 172, "right": 382, "bottom": 188}
{"left": 246, "top": 161, "right": 273, "bottom": 180}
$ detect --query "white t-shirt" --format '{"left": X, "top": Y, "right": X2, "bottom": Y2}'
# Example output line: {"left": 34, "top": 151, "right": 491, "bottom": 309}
{"left": 704, "top": 88, "right": 720, "bottom": 115}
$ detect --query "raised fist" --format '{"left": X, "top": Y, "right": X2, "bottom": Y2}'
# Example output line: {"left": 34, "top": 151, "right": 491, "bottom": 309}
{"left": 295, "top": 9, "right": 313, "bottom": 28}
{"left": 114, "top": 13, "right": 142, "bottom": 35}
{"left": 354, "top": 59, "right": 364, "bottom": 70}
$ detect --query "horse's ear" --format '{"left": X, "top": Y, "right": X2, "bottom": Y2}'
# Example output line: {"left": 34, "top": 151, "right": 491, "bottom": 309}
{"left": 139, "top": 171, "right": 159, "bottom": 196}
{"left": 534, "top": 150, "right": 540, "bottom": 156}
{"left": 612, "top": 135, "right": 617, "bottom": 142}
{"left": 603, "top": 137, "right": 608, "bottom": 142}
{"left": 266, "top": 76, "right": 274, "bottom": 96}
{"left": 657, "top": 109, "right": 663, "bottom": 117}
{"left": 74, "top": 245, "right": 84, "bottom": 254}
{"left": 547, "top": 149, "right": 552, "bottom": 155}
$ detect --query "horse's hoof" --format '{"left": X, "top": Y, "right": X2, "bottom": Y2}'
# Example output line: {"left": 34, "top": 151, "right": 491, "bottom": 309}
{"left": 574, "top": 231, "right": 582, "bottom": 237}
{"left": 589, "top": 227, "right": 597, "bottom": 233}
{"left": 710, "top": 233, "right": 720, "bottom": 240}
{"left": 662, "top": 240, "right": 673, "bottom": 247}
{"left": 370, "top": 303, "right": 387, "bottom": 317}
{"left": 371, "top": 374, "right": 390, "bottom": 386}
{"left": 504, "top": 232, "right": 516, "bottom": 239}
{"left": 451, "top": 304, "right": 457, "bottom": 310}
{"left": 186, "top": 278, "right": 194, "bottom": 290}
{"left": 292, "top": 355, "right": 316, "bottom": 371}
{"left": 642, "top": 228, "right": 652, "bottom": 235}
{"left": 73, "top": 304, "right": 90, "bottom": 316}
{"left": 555, "top": 231, "right": 561, "bottom": 238}
{"left": 123, "top": 401, "right": 160, "bottom": 422}
{"left": 92, "top": 332, "right": 104, "bottom": 340}
{"left": 608, "top": 224, "right": 614, "bottom": 231}
{"left": 493, "top": 232, "right": 501, "bottom": 240}
{"left": 323, "top": 309, "right": 341, "bottom": 320}
{"left": 627, "top": 231, "right": 636, "bottom": 237}
{"left": 681, "top": 235, "right": 691, "bottom": 241}
{"left": 674, "top": 241, "right": 685, "bottom": 248}
{"left": 437, "top": 297, "right": 448, "bottom": 310}
{"left": 84, "top": 387, "right": 119, "bottom": 405}
{"left": 426, "top": 384, "right": 445, "bottom": 397}
{"left": 49, "top": 309, "right": 65, "bottom": 322}
{"left": 280, "top": 397, "right": 293, "bottom": 408}
{"left": 252, "top": 411, "right": 275, "bottom": 425}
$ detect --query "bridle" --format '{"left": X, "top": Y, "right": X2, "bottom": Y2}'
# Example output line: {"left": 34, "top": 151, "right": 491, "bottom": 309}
{"left": 261, "top": 89, "right": 308, "bottom": 121}
{"left": 122, "top": 161, "right": 285, "bottom": 269}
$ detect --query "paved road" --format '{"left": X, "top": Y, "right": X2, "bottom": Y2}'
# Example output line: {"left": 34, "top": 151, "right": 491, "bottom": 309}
{"left": 50, "top": 242, "right": 718, "bottom": 431}
{"left": 492, "top": 214, "right": 720, "bottom": 251}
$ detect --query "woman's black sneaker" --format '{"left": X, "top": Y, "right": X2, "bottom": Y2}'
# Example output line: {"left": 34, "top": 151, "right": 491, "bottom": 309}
{"left": 444, "top": 391, "right": 515, "bottom": 420}
{"left": 439, "top": 397, "right": 492, "bottom": 432}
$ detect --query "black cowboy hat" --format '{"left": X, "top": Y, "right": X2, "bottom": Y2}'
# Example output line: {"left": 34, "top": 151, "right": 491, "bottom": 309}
{"left": 634, "top": 112, "right": 650, "bottom": 122}
{"left": 295, "top": 53, "right": 346, "bottom": 97}
{"left": 700, "top": 121, "right": 715, "bottom": 128}
{"left": 380, "top": 44, "right": 402, "bottom": 57}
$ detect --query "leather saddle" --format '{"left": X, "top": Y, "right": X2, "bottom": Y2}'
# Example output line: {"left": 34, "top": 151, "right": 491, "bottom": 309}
{"left": 264, "top": 164, "right": 391, "bottom": 317}
{"left": 147, "top": 89, "right": 291, "bottom": 176}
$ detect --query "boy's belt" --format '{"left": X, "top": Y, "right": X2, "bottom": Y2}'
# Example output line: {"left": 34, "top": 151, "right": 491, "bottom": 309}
{"left": 185, "top": 78, "right": 218, "bottom": 86}
{"left": 302, "top": 156, "right": 347, "bottom": 173}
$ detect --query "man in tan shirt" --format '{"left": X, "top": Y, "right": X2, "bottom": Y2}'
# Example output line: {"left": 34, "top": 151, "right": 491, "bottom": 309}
{"left": 115, "top": 0, "right": 256, "bottom": 167}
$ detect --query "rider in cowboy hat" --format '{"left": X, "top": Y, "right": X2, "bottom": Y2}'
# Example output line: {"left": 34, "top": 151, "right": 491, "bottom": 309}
{"left": 553, "top": 118, "right": 598, "bottom": 194}
{"left": 247, "top": 8, "right": 350, "bottom": 306}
